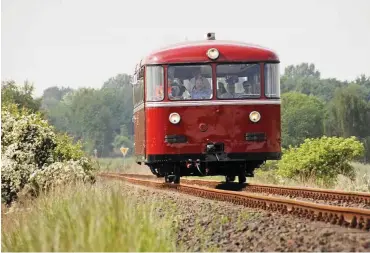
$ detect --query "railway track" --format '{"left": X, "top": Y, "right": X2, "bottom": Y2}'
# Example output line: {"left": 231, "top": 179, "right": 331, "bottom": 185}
{"left": 107, "top": 173, "right": 370, "bottom": 208}
{"left": 99, "top": 172, "right": 370, "bottom": 231}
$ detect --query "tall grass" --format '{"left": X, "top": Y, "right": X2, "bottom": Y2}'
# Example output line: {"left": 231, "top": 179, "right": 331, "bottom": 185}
{"left": 184, "top": 162, "right": 370, "bottom": 192}
{"left": 250, "top": 161, "right": 370, "bottom": 191}
{"left": 333, "top": 162, "right": 370, "bottom": 192}
{"left": 93, "top": 157, "right": 151, "bottom": 174}
{"left": 1, "top": 181, "right": 177, "bottom": 252}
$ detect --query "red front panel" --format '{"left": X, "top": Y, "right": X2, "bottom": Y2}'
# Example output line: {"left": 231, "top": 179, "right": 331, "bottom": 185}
{"left": 145, "top": 104, "right": 280, "bottom": 155}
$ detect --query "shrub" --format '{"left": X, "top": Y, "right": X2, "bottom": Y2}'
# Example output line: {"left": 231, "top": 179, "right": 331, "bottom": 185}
{"left": 53, "top": 133, "right": 84, "bottom": 162}
{"left": 277, "top": 136, "right": 365, "bottom": 186}
{"left": 1, "top": 105, "right": 96, "bottom": 205}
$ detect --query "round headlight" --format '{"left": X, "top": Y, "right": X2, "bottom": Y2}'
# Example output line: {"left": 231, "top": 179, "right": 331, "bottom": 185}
{"left": 206, "top": 48, "right": 219, "bottom": 60}
{"left": 169, "top": 112, "right": 181, "bottom": 124}
{"left": 249, "top": 111, "right": 261, "bottom": 123}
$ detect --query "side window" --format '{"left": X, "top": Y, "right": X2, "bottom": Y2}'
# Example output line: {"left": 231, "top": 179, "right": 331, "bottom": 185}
{"left": 133, "top": 67, "right": 144, "bottom": 107}
{"left": 265, "top": 63, "right": 280, "bottom": 98}
{"left": 146, "top": 66, "right": 164, "bottom": 101}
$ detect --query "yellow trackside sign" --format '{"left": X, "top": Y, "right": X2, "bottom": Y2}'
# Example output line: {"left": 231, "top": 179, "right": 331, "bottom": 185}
{"left": 120, "top": 147, "right": 129, "bottom": 156}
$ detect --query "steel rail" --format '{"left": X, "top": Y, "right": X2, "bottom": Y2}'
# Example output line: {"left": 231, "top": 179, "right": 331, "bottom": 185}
{"left": 99, "top": 172, "right": 370, "bottom": 230}
{"left": 104, "top": 173, "right": 370, "bottom": 205}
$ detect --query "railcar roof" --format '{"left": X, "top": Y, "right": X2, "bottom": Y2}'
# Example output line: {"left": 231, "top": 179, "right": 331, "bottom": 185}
{"left": 141, "top": 40, "right": 279, "bottom": 65}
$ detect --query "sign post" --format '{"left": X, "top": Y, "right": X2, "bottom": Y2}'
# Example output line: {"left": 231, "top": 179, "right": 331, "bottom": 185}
{"left": 120, "top": 147, "right": 129, "bottom": 171}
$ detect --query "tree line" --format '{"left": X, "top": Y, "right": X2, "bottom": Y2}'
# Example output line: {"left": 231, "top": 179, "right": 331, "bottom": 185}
{"left": 2, "top": 62, "right": 369, "bottom": 161}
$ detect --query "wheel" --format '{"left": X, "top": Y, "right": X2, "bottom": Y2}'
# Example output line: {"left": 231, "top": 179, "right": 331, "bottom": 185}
{"left": 173, "top": 175, "right": 180, "bottom": 184}
{"left": 238, "top": 170, "right": 246, "bottom": 184}
{"left": 149, "top": 165, "right": 163, "bottom": 177}
{"left": 165, "top": 174, "right": 172, "bottom": 183}
{"left": 225, "top": 175, "right": 235, "bottom": 183}
{"left": 173, "top": 164, "right": 181, "bottom": 184}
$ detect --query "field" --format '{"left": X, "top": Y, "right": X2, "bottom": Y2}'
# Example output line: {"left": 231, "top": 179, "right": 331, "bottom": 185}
{"left": 1, "top": 181, "right": 177, "bottom": 252}
{"left": 92, "top": 157, "right": 151, "bottom": 174}
{"left": 2, "top": 157, "right": 370, "bottom": 251}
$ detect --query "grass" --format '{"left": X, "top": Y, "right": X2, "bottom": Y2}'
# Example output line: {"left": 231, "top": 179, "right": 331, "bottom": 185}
{"left": 1, "top": 181, "right": 177, "bottom": 252}
{"left": 250, "top": 161, "right": 370, "bottom": 192}
{"left": 184, "top": 162, "right": 370, "bottom": 192}
{"left": 93, "top": 156, "right": 151, "bottom": 174}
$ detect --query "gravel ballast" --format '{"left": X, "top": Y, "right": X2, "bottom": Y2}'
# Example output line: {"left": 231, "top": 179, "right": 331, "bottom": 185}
{"left": 101, "top": 178, "right": 370, "bottom": 252}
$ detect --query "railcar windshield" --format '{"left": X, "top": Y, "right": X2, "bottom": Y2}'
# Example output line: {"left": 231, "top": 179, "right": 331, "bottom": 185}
{"left": 167, "top": 65, "right": 213, "bottom": 100}
{"left": 216, "top": 64, "right": 261, "bottom": 99}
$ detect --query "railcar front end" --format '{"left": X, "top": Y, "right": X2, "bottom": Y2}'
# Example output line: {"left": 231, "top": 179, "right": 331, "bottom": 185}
{"left": 132, "top": 35, "right": 281, "bottom": 184}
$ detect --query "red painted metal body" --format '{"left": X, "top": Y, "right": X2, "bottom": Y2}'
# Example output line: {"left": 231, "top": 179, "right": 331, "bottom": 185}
{"left": 146, "top": 103, "right": 280, "bottom": 155}
{"left": 133, "top": 108, "right": 145, "bottom": 156}
{"left": 142, "top": 40, "right": 279, "bottom": 65}
{"left": 132, "top": 39, "right": 281, "bottom": 170}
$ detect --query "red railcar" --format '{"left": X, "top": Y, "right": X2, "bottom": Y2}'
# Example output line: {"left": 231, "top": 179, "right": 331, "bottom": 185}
{"left": 132, "top": 33, "right": 281, "bottom": 184}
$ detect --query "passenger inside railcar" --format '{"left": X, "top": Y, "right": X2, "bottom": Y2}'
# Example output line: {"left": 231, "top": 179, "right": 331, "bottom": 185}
{"left": 217, "top": 82, "right": 227, "bottom": 96}
{"left": 219, "top": 75, "right": 238, "bottom": 98}
{"left": 188, "top": 67, "right": 211, "bottom": 92}
{"left": 240, "top": 77, "right": 260, "bottom": 97}
{"left": 168, "top": 65, "right": 212, "bottom": 100}
{"left": 217, "top": 64, "right": 262, "bottom": 99}
{"left": 169, "top": 78, "right": 190, "bottom": 100}
{"left": 242, "top": 80, "right": 253, "bottom": 95}
{"left": 191, "top": 76, "right": 212, "bottom": 99}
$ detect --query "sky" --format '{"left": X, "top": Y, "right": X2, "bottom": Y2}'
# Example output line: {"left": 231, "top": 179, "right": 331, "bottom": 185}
{"left": 2, "top": 0, "right": 370, "bottom": 97}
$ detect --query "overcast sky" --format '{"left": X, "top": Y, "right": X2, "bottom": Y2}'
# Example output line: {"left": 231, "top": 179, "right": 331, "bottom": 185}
{"left": 2, "top": 0, "right": 370, "bottom": 96}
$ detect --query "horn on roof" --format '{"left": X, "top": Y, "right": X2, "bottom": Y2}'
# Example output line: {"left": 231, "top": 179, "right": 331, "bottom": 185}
{"left": 206, "top": 32, "right": 215, "bottom": 40}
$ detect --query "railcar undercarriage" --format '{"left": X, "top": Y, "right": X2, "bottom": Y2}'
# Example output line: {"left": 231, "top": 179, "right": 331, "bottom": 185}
{"left": 147, "top": 159, "right": 264, "bottom": 184}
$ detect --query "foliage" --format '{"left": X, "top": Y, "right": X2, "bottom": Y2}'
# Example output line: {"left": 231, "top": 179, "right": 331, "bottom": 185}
{"left": 280, "top": 63, "right": 370, "bottom": 161}
{"left": 1, "top": 80, "right": 42, "bottom": 112}
{"left": 281, "top": 92, "right": 325, "bottom": 148}
{"left": 277, "top": 136, "right": 365, "bottom": 186}
{"left": 280, "top": 63, "right": 345, "bottom": 102}
{"left": 325, "top": 84, "right": 370, "bottom": 138}
{"left": 53, "top": 133, "right": 84, "bottom": 162}
{"left": 1, "top": 105, "right": 96, "bottom": 205}
{"left": 42, "top": 74, "right": 133, "bottom": 157}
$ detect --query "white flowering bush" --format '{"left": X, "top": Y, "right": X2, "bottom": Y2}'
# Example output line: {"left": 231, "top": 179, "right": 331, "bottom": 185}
{"left": 1, "top": 104, "right": 96, "bottom": 205}
{"left": 29, "top": 159, "right": 94, "bottom": 193}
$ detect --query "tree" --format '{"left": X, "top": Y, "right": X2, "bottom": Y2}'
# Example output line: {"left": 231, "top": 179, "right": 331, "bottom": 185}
{"left": 281, "top": 92, "right": 325, "bottom": 148}
{"left": 325, "top": 84, "right": 370, "bottom": 138}
{"left": 281, "top": 63, "right": 345, "bottom": 102}
{"left": 43, "top": 73, "right": 133, "bottom": 157}
{"left": 1, "top": 80, "right": 41, "bottom": 112}
{"left": 284, "top": 63, "right": 321, "bottom": 79}
{"left": 41, "top": 86, "right": 73, "bottom": 111}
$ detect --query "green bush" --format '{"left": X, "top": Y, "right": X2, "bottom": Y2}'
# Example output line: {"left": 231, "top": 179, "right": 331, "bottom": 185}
{"left": 277, "top": 136, "right": 365, "bottom": 186}
{"left": 53, "top": 133, "right": 84, "bottom": 162}
{"left": 1, "top": 104, "right": 96, "bottom": 205}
